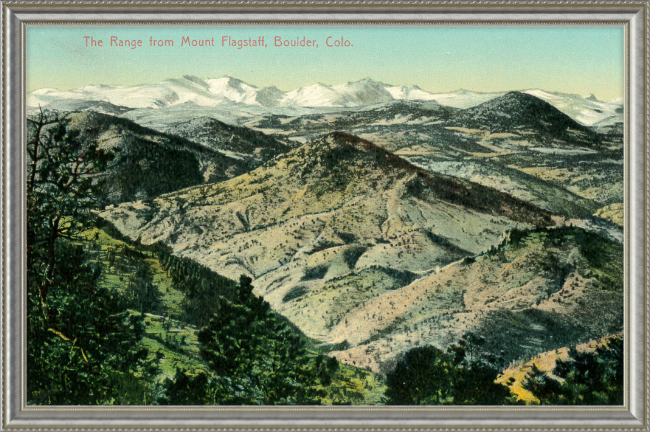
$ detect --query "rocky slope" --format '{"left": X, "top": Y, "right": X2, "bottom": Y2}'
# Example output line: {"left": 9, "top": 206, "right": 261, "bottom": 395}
{"left": 327, "top": 226, "right": 623, "bottom": 372}
{"left": 99, "top": 133, "right": 562, "bottom": 355}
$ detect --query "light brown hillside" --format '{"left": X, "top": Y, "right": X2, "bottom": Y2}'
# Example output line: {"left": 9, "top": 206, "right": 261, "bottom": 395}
{"left": 328, "top": 228, "right": 623, "bottom": 373}
{"left": 101, "top": 133, "right": 588, "bottom": 370}
{"left": 594, "top": 203, "right": 624, "bottom": 228}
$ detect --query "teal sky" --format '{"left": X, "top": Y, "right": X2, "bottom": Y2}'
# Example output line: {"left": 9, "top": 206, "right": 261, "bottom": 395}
{"left": 27, "top": 26, "right": 624, "bottom": 100}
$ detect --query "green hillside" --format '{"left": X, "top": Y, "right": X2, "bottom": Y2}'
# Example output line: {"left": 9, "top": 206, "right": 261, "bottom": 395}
{"left": 75, "top": 221, "right": 387, "bottom": 404}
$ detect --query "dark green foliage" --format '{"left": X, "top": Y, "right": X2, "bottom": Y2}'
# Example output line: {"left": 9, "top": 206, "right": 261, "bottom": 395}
{"left": 343, "top": 246, "right": 367, "bottom": 269}
{"left": 536, "top": 251, "right": 573, "bottom": 297}
{"left": 193, "top": 276, "right": 329, "bottom": 405}
{"left": 108, "top": 135, "right": 203, "bottom": 203}
{"left": 423, "top": 230, "right": 474, "bottom": 263}
{"left": 27, "top": 243, "right": 157, "bottom": 404}
{"left": 473, "top": 309, "right": 591, "bottom": 365}
{"left": 461, "top": 256, "right": 476, "bottom": 266}
{"left": 314, "top": 354, "right": 340, "bottom": 386}
{"left": 27, "top": 112, "right": 157, "bottom": 405}
{"left": 282, "top": 285, "right": 309, "bottom": 303}
{"left": 574, "top": 229, "right": 607, "bottom": 268}
{"left": 385, "top": 346, "right": 456, "bottom": 405}
{"left": 150, "top": 331, "right": 191, "bottom": 355}
{"left": 27, "top": 112, "right": 110, "bottom": 304}
{"left": 366, "top": 266, "right": 419, "bottom": 289}
{"left": 149, "top": 273, "right": 342, "bottom": 405}
{"left": 505, "top": 225, "right": 623, "bottom": 292}
{"left": 158, "top": 252, "right": 238, "bottom": 326}
{"left": 522, "top": 336, "right": 623, "bottom": 405}
{"left": 385, "top": 334, "right": 517, "bottom": 405}
{"left": 155, "top": 265, "right": 346, "bottom": 405}
{"left": 336, "top": 232, "right": 357, "bottom": 244}
{"left": 308, "top": 240, "right": 341, "bottom": 254}
{"left": 159, "top": 369, "right": 211, "bottom": 405}
{"left": 125, "top": 261, "right": 163, "bottom": 314}
{"left": 301, "top": 265, "right": 329, "bottom": 281}
{"left": 95, "top": 218, "right": 173, "bottom": 255}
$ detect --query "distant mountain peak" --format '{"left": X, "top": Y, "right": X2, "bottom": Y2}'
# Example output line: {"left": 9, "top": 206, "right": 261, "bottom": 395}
{"left": 167, "top": 75, "right": 209, "bottom": 89}
{"left": 181, "top": 74, "right": 204, "bottom": 82}
{"left": 451, "top": 91, "right": 598, "bottom": 143}
{"left": 350, "top": 77, "right": 384, "bottom": 85}
{"left": 255, "top": 86, "right": 284, "bottom": 107}
{"left": 586, "top": 93, "right": 599, "bottom": 102}
{"left": 486, "top": 91, "right": 561, "bottom": 110}
{"left": 219, "top": 75, "right": 254, "bottom": 88}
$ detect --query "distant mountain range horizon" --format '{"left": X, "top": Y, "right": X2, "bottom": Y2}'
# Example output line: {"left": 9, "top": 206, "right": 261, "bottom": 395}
{"left": 28, "top": 75, "right": 624, "bottom": 129}
{"left": 29, "top": 75, "right": 622, "bottom": 103}
{"left": 29, "top": 75, "right": 623, "bottom": 105}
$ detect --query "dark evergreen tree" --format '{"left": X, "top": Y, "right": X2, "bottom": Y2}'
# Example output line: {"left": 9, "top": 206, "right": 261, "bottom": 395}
{"left": 27, "top": 110, "right": 109, "bottom": 309}
{"left": 385, "top": 334, "right": 517, "bottom": 405}
{"left": 159, "top": 368, "right": 211, "bottom": 405}
{"left": 157, "top": 265, "right": 344, "bottom": 406}
{"left": 189, "top": 276, "right": 326, "bottom": 405}
{"left": 522, "top": 336, "right": 623, "bottom": 405}
{"left": 26, "top": 111, "right": 157, "bottom": 405}
{"left": 27, "top": 242, "right": 157, "bottom": 404}
{"left": 158, "top": 252, "right": 237, "bottom": 326}
{"left": 385, "top": 346, "right": 456, "bottom": 405}
{"left": 125, "top": 261, "right": 163, "bottom": 314}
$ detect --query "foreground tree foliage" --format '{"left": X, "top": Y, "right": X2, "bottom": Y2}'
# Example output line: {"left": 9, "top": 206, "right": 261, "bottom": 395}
{"left": 385, "top": 334, "right": 518, "bottom": 405}
{"left": 157, "top": 252, "right": 237, "bottom": 327}
{"left": 27, "top": 111, "right": 157, "bottom": 404}
{"left": 522, "top": 335, "right": 623, "bottom": 405}
{"left": 161, "top": 276, "right": 337, "bottom": 405}
{"left": 27, "top": 111, "right": 109, "bottom": 306}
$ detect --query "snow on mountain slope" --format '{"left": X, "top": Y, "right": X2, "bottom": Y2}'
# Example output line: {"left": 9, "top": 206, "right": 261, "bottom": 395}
{"left": 205, "top": 76, "right": 262, "bottom": 105}
{"left": 426, "top": 89, "right": 506, "bottom": 109}
{"left": 423, "top": 89, "right": 623, "bottom": 126}
{"left": 281, "top": 83, "right": 343, "bottom": 107}
{"left": 280, "top": 79, "right": 394, "bottom": 107}
{"left": 331, "top": 79, "right": 394, "bottom": 106}
{"left": 523, "top": 89, "right": 623, "bottom": 127}
{"left": 29, "top": 75, "right": 270, "bottom": 109}
{"left": 28, "top": 76, "right": 623, "bottom": 127}
{"left": 385, "top": 84, "right": 440, "bottom": 101}
{"left": 29, "top": 78, "right": 227, "bottom": 109}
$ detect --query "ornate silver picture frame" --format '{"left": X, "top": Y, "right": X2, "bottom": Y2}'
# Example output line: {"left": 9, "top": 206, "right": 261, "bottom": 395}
{"left": 2, "top": 0, "right": 648, "bottom": 430}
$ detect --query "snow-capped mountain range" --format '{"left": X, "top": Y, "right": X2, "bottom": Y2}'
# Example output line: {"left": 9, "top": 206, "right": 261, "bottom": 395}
{"left": 28, "top": 75, "right": 623, "bottom": 127}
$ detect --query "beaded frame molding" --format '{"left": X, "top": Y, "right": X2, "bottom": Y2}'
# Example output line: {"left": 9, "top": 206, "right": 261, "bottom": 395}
{"left": 1, "top": 0, "right": 648, "bottom": 430}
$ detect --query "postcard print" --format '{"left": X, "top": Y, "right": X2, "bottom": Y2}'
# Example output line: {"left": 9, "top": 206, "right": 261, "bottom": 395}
{"left": 25, "top": 25, "right": 624, "bottom": 406}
